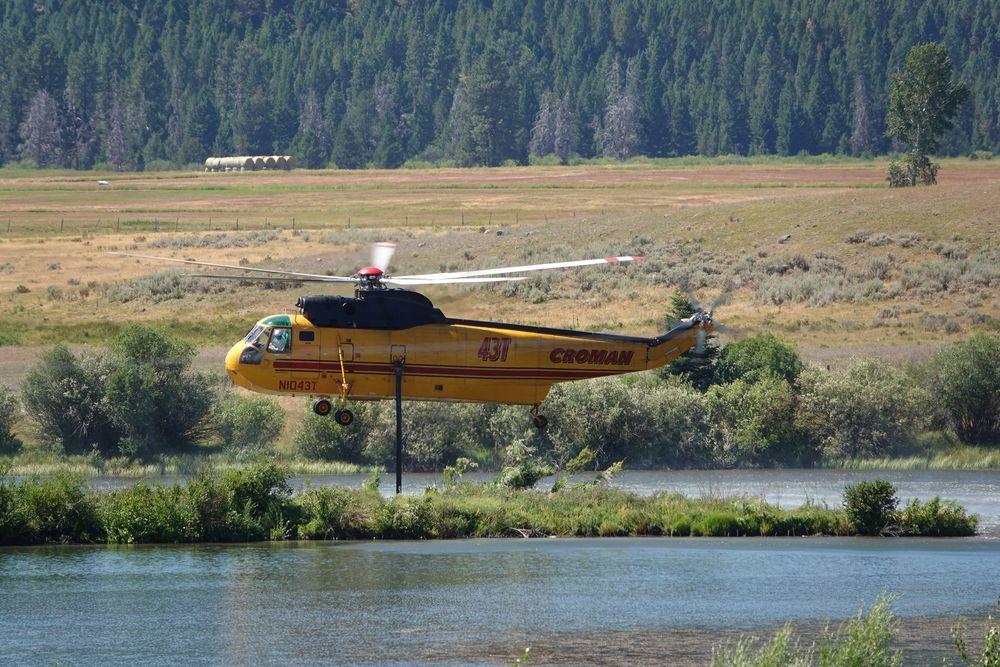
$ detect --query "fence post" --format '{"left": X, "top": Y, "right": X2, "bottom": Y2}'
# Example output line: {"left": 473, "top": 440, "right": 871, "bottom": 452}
{"left": 60, "top": 218, "right": 64, "bottom": 232}
{"left": 292, "top": 217, "right": 295, "bottom": 230}
{"left": 116, "top": 217, "right": 120, "bottom": 232}
{"left": 236, "top": 217, "right": 239, "bottom": 231}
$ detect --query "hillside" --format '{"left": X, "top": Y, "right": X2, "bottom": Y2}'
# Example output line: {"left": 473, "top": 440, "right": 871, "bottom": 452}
{"left": 0, "top": 159, "right": 996, "bottom": 382}
{"left": 1, "top": 0, "right": 998, "bottom": 171}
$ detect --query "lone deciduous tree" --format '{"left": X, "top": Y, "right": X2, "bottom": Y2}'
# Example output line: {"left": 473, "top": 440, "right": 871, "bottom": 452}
{"left": 886, "top": 43, "right": 967, "bottom": 186}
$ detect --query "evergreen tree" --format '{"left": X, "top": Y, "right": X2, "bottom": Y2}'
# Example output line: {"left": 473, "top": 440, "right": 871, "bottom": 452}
{"left": 775, "top": 78, "right": 799, "bottom": 156}
{"left": 659, "top": 291, "right": 719, "bottom": 392}
{"left": 451, "top": 43, "right": 518, "bottom": 167}
{"left": 0, "top": 1, "right": 996, "bottom": 169}
{"left": 553, "top": 93, "right": 577, "bottom": 163}
{"left": 331, "top": 120, "right": 363, "bottom": 169}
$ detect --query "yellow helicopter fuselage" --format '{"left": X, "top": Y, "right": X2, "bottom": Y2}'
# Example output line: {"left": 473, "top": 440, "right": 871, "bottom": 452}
{"left": 225, "top": 290, "right": 709, "bottom": 406}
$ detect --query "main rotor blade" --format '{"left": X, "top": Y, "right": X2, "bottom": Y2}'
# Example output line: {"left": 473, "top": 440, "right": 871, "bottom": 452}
{"left": 371, "top": 241, "right": 396, "bottom": 273}
{"left": 109, "top": 252, "right": 356, "bottom": 282}
{"left": 709, "top": 292, "right": 731, "bottom": 315}
{"left": 188, "top": 273, "right": 335, "bottom": 283}
{"left": 394, "top": 255, "right": 644, "bottom": 281}
{"left": 385, "top": 276, "right": 528, "bottom": 285}
{"left": 684, "top": 289, "right": 702, "bottom": 312}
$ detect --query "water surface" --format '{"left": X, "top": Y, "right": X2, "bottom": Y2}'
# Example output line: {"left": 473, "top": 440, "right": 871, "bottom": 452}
{"left": 1, "top": 538, "right": 997, "bottom": 665}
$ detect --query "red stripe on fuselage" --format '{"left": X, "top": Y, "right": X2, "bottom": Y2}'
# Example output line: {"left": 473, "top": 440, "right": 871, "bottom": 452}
{"left": 271, "top": 359, "right": 622, "bottom": 380}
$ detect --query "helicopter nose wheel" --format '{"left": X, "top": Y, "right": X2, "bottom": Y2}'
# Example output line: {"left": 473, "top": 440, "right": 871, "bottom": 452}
{"left": 530, "top": 404, "right": 548, "bottom": 430}
{"left": 312, "top": 399, "right": 333, "bottom": 416}
{"left": 334, "top": 408, "right": 355, "bottom": 427}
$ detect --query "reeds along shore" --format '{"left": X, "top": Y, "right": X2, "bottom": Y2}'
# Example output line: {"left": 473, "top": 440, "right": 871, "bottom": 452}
{"left": 0, "top": 464, "right": 977, "bottom": 545}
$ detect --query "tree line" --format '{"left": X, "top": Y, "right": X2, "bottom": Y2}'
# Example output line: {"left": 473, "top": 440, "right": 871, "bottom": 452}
{"left": 2, "top": 0, "right": 998, "bottom": 171}
{"left": 2, "top": 322, "right": 997, "bottom": 470}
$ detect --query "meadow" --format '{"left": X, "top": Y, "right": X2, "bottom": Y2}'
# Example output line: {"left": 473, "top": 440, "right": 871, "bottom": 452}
{"left": 0, "top": 159, "right": 996, "bottom": 465}
{"left": 0, "top": 158, "right": 996, "bottom": 359}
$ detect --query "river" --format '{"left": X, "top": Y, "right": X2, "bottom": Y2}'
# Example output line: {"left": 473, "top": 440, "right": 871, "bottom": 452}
{"left": 3, "top": 468, "right": 998, "bottom": 665}
{"left": 1, "top": 538, "right": 998, "bottom": 665}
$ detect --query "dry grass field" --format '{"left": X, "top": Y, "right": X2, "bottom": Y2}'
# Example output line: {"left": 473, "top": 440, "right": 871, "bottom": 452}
{"left": 0, "top": 159, "right": 997, "bottom": 388}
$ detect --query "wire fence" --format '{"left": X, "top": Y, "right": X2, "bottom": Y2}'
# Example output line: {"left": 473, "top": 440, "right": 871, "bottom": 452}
{"left": 0, "top": 209, "right": 604, "bottom": 238}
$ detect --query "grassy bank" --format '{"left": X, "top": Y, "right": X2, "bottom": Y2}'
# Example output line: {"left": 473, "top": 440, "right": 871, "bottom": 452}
{"left": 711, "top": 594, "right": 1000, "bottom": 666}
{"left": 0, "top": 463, "right": 976, "bottom": 545}
{"left": 824, "top": 444, "right": 1000, "bottom": 470}
{"left": 3, "top": 454, "right": 376, "bottom": 478}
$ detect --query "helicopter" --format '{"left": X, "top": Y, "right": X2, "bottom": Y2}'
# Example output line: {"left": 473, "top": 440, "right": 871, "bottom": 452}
{"left": 113, "top": 242, "right": 727, "bottom": 430}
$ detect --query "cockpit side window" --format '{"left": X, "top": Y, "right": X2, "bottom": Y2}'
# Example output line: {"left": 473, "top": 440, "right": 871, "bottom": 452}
{"left": 245, "top": 324, "right": 265, "bottom": 344}
{"left": 267, "top": 327, "right": 292, "bottom": 354}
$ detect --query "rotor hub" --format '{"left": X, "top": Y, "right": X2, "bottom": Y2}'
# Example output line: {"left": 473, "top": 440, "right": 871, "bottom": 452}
{"left": 355, "top": 266, "right": 384, "bottom": 278}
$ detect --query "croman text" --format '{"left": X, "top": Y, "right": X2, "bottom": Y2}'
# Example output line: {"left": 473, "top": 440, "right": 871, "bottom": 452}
{"left": 548, "top": 348, "right": 635, "bottom": 365}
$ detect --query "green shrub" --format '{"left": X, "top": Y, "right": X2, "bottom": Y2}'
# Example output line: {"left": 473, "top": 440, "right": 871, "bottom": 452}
{"left": 715, "top": 334, "right": 803, "bottom": 385}
{"left": 296, "top": 486, "right": 382, "bottom": 539}
{"left": 886, "top": 159, "right": 909, "bottom": 187}
{"left": 924, "top": 334, "right": 999, "bottom": 445}
{"left": 896, "top": 496, "right": 977, "bottom": 536}
{"left": 20, "top": 344, "right": 121, "bottom": 455}
{"left": 797, "top": 362, "right": 931, "bottom": 459}
{"left": 100, "top": 483, "right": 194, "bottom": 543}
{"left": 537, "top": 374, "right": 711, "bottom": 468}
{"left": 0, "top": 472, "right": 102, "bottom": 544}
{"left": 180, "top": 462, "right": 294, "bottom": 542}
{"left": 213, "top": 391, "right": 285, "bottom": 455}
{"left": 706, "top": 375, "right": 803, "bottom": 466}
{"left": 952, "top": 606, "right": 1000, "bottom": 666}
{"left": 365, "top": 401, "right": 494, "bottom": 471}
{"left": 0, "top": 386, "right": 22, "bottom": 456}
{"left": 494, "top": 440, "right": 554, "bottom": 489}
{"left": 712, "top": 594, "right": 902, "bottom": 666}
{"left": 102, "top": 325, "right": 213, "bottom": 457}
{"left": 816, "top": 594, "right": 902, "bottom": 666}
{"left": 843, "top": 479, "right": 898, "bottom": 536}
{"left": 295, "top": 401, "right": 380, "bottom": 462}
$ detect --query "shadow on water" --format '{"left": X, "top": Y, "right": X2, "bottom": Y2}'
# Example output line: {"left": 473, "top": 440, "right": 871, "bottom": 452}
{"left": 1, "top": 537, "right": 997, "bottom": 665}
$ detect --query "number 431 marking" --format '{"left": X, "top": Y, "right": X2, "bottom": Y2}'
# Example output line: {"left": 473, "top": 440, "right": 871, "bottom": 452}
{"left": 477, "top": 336, "right": 510, "bottom": 362}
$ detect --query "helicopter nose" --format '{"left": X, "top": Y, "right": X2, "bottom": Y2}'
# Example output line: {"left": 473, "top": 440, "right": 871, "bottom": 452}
{"left": 225, "top": 341, "right": 242, "bottom": 379}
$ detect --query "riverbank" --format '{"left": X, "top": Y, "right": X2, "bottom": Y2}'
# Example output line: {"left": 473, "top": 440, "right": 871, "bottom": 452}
{"left": 0, "top": 463, "right": 977, "bottom": 545}
{"left": 3, "top": 441, "right": 998, "bottom": 480}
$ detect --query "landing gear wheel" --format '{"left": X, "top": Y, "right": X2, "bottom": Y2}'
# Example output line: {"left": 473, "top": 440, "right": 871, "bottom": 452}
{"left": 312, "top": 399, "right": 332, "bottom": 416}
{"left": 532, "top": 414, "right": 548, "bottom": 430}
{"left": 334, "top": 408, "right": 355, "bottom": 427}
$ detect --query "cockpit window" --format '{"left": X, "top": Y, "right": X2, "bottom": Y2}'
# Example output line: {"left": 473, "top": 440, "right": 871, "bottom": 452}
{"left": 245, "top": 324, "right": 264, "bottom": 344}
{"left": 267, "top": 327, "right": 291, "bottom": 354}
